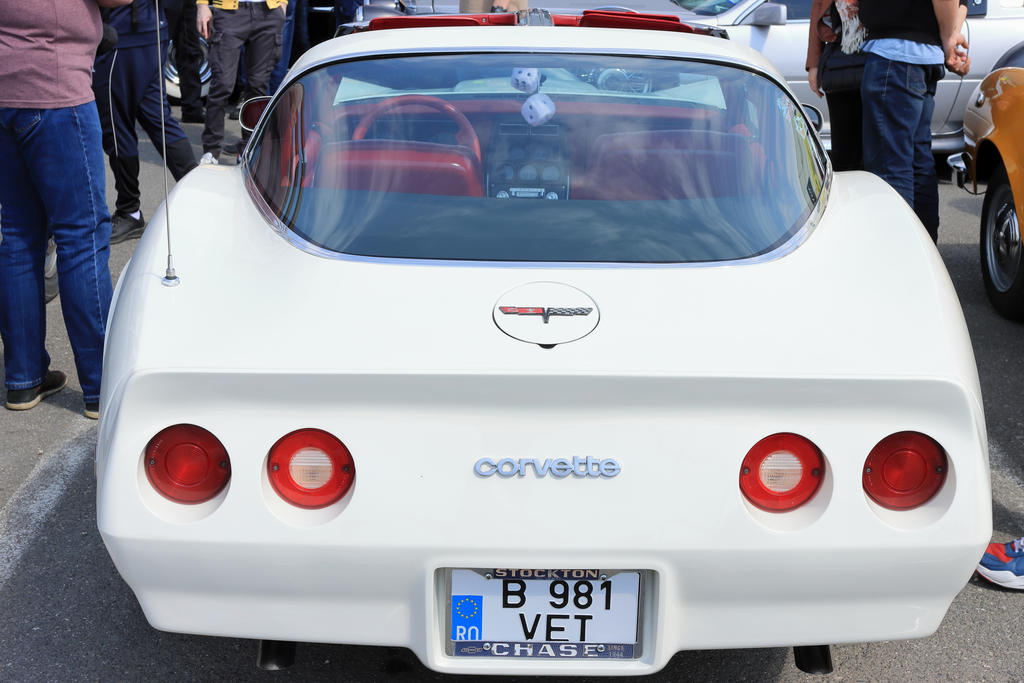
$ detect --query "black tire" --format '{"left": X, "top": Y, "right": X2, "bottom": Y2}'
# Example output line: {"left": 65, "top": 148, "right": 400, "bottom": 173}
{"left": 44, "top": 238, "right": 59, "bottom": 304}
{"left": 935, "top": 153, "right": 952, "bottom": 182}
{"left": 980, "top": 163, "right": 1024, "bottom": 320}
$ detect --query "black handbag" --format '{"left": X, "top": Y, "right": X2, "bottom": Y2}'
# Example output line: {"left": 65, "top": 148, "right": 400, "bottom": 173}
{"left": 818, "top": 41, "right": 867, "bottom": 93}
{"left": 817, "top": 3, "right": 866, "bottom": 93}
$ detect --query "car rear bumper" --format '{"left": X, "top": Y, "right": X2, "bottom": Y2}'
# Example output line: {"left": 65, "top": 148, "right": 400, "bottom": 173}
{"left": 101, "top": 532, "right": 982, "bottom": 675}
{"left": 948, "top": 152, "right": 968, "bottom": 188}
{"left": 97, "top": 371, "right": 990, "bottom": 675}
{"left": 818, "top": 129, "right": 964, "bottom": 156}
{"left": 931, "top": 129, "right": 966, "bottom": 155}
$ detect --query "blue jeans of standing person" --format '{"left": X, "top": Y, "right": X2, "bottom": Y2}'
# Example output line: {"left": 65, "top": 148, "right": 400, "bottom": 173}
{"left": 0, "top": 104, "right": 114, "bottom": 404}
{"left": 268, "top": 0, "right": 298, "bottom": 93}
{"left": 861, "top": 53, "right": 944, "bottom": 241}
{"left": 334, "top": 0, "right": 359, "bottom": 24}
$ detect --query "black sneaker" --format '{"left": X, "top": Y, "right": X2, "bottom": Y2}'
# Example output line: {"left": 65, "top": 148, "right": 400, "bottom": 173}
{"left": 222, "top": 140, "right": 246, "bottom": 165}
{"left": 84, "top": 401, "right": 100, "bottom": 420}
{"left": 110, "top": 211, "right": 146, "bottom": 245}
{"left": 228, "top": 104, "right": 241, "bottom": 120}
{"left": 180, "top": 109, "right": 205, "bottom": 124}
{"left": 5, "top": 370, "right": 67, "bottom": 411}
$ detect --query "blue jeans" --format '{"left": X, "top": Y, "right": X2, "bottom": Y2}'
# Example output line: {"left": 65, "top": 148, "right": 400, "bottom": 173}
{"left": 0, "top": 103, "right": 113, "bottom": 403}
{"left": 861, "top": 53, "right": 944, "bottom": 240}
{"left": 335, "top": 0, "right": 359, "bottom": 24}
{"left": 268, "top": 0, "right": 298, "bottom": 93}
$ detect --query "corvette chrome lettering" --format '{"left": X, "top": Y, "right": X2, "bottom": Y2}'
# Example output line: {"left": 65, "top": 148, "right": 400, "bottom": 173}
{"left": 474, "top": 457, "right": 620, "bottom": 478}
{"left": 499, "top": 306, "right": 593, "bottom": 324}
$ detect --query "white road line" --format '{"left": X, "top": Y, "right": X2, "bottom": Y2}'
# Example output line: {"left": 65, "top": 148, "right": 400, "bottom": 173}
{"left": 0, "top": 430, "right": 95, "bottom": 590}
{"left": 988, "top": 440, "right": 1024, "bottom": 490}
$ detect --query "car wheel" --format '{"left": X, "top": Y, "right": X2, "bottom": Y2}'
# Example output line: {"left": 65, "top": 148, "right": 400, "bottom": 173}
{"left": 163, "top": 37, "right": 211, "bottom": 102}
{"left": 44, "top": 238, "right": 59, "bottom": 304}
{"left": 980, "top": 163, "right": 1024, "bottom": 320}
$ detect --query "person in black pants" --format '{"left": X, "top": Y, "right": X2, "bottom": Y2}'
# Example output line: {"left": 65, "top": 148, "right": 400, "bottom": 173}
{"left": 806, "top": 0, "right": 865, "bottom": 172}
{"left": 196, "top": 0, "right": 286, "bottom": 164}
{"left": 165, "top": 0, "right": 205, "bottom": 122}
{"left": 94, "top": 0, "right": 198, "bottom": 243}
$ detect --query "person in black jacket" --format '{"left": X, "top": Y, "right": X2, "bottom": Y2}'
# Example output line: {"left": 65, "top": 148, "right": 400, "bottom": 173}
{"left": 93, "top": 0, "right": 198, "bottom": 243}
{"left": 858, "top": 0, "right": 969, "bottom": 242}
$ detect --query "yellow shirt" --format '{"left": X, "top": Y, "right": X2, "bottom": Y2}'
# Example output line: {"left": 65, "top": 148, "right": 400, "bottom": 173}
{"left": 196, "top": 0, "right": 287, "bottom": 9}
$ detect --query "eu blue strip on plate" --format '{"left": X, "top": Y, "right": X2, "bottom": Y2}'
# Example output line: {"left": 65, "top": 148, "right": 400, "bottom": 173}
{"left": 451, "top": 595, "right": 483, "bottom": 641}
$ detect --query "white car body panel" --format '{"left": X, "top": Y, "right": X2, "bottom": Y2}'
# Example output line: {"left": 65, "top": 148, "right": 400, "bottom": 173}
{"left": 292, "top": 22, "right": 785, "bottom": 76}
{"left": 98, "top": 26, "right": 990, "bottom": 676}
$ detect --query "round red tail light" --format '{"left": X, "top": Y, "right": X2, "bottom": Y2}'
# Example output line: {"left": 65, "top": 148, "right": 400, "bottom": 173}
{"left": 145, "top": 424, "right": 231, "bottom": 504}
{"left": 268, "top": 429, "right": 355, "bottom": 509}
{"left": 863, "top": 432, "right": 947, "bottom": 510}
{"left": 740, "top": 433, "right": 824, "bottom": 511}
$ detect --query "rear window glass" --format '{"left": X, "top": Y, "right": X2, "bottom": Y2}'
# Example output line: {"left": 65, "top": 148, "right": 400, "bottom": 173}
{"left": 247, "top": 53, "right": 825, "bottom": 264}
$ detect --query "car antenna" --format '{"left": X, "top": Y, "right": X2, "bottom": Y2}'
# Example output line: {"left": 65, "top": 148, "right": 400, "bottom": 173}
{"left": 155, "top": 0, "right": 180, "bottom": 287}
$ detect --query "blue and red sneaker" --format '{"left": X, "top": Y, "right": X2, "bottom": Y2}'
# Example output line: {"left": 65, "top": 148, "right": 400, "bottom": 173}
{"left": 977, "top": 537, "right": 1024, "bottom": 589}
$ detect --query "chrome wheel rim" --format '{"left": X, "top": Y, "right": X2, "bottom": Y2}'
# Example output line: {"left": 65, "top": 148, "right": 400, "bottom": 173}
{"left": 986, "top": 184, "right": 1021, "bottom": 293}
{"left": 44, "top": 239, "right": 57, "bottom": 279}
{"left": 596, "top": 68, "right": 652, "bottom": 94}
{"left": 163, "top": 38, "right": 212, "bottom": 88}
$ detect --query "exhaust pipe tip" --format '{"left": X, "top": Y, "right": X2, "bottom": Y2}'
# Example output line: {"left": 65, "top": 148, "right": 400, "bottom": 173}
{"left": 793, "top": 645, "right": 833, "bottom": 675}
{"left": 257, "top": 640, "right": 297, "bottom": 670}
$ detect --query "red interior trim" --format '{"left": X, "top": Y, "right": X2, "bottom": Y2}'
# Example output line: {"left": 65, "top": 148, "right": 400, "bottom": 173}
{"left": 364, "top": 11, "right": 718, "bottom": 36}
{"left": 315, "top": 140, "right": 483, "bottom": 197}
{"left": 577, "top": 10, "right": 695, "bottom": 33}
{"left": 367, "top": 14, "right": 516, "bottom": 30}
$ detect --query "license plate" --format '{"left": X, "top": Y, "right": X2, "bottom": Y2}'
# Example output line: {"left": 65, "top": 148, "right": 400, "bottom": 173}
{"left": 447, "top": 568, "right": 642, "bottom": 659}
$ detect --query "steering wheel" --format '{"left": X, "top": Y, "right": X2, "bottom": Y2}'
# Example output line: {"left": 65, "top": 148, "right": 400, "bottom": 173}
{"left": 351, "top": 94, "right": 482, "bottom": 163}
{"left": 596, "top": 68, "right": 652, "bottom": 94}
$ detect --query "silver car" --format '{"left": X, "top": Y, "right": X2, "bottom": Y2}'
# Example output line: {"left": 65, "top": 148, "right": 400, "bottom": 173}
{"left": 669, "top": 0, "right": 1024, "bottom": 154}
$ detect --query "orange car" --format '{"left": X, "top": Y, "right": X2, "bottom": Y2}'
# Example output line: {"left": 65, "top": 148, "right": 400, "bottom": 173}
{"left": 951, "top": 67, "right": 1024, "bottom": 320}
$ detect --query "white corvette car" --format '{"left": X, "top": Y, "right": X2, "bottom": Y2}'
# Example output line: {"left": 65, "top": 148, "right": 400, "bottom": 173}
{"left": 97, "top": 11, "right": 991, "bottom": 676}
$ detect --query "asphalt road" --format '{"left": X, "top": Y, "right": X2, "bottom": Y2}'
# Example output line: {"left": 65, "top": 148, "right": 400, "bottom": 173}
{"left": 1, "top": 113, "right": 1023, "bottom": 682}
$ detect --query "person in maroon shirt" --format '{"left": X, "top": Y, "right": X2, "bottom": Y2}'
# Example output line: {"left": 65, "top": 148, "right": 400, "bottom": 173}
{"left": 0, "top": 0, "right": 132, "bottom": 420}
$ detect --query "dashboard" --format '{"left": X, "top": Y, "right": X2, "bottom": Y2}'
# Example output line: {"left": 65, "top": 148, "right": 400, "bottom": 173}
{"left": 486, "top": 121, "right": 570, "bottom": 200}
